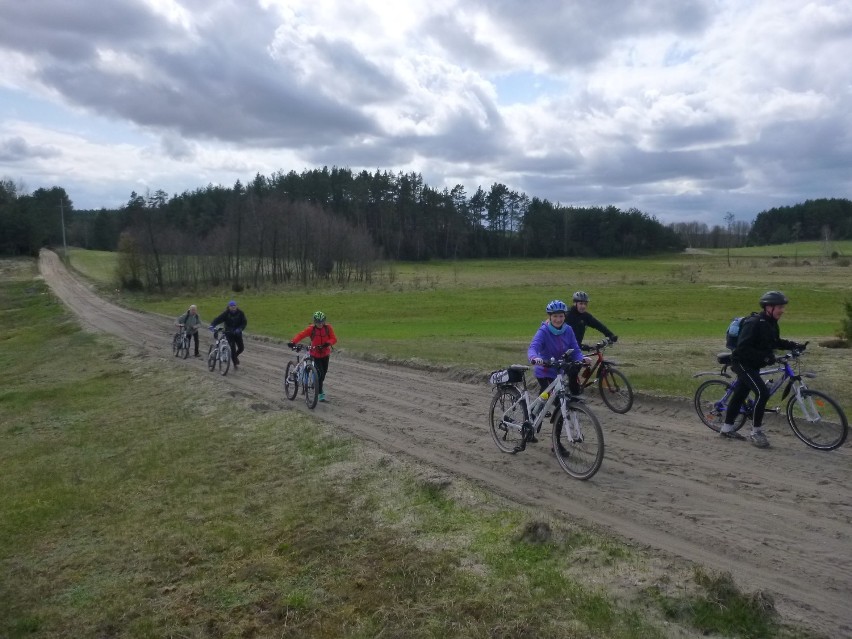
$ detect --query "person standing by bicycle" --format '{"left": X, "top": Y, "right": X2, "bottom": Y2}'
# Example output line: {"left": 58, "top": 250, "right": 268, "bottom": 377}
{"left": 719, "top": 290, "right": 805, "bottom": 448}
{"left": 176, "top": 304, "right": 203, "bottom": 357}
{"left": 288, "top": 311, "right": 337, "bottom": 402}
{"left": 566, "top": 291, "right": 617, "bottom": 345}
{"left": 210, "top": 300, "right": 248, "bottom": 368}
{"left": 528, "top": 300, "right": 589, "bottom": 453}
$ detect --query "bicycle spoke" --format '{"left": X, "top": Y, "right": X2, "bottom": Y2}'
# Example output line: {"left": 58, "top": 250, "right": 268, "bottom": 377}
{"left": 552, "top": 404, "right": 604, "bottom": 480}
{"left": 787, "top": 389, "right": 848, "bottom": 451}
{"left": 489, "top": 386, "right": 525, "bottom": 453}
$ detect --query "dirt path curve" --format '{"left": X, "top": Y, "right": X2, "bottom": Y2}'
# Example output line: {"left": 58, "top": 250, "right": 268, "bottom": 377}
{"left": 40, "top": 250, "right": 852, "bottom": 636}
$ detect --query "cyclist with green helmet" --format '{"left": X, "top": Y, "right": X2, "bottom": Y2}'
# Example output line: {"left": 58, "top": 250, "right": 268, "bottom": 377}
{"left": 719, "top": 290, "right": 806, "bottom": 448}
{"left": 288, "top": 311, "right": 338, "bottom": 402}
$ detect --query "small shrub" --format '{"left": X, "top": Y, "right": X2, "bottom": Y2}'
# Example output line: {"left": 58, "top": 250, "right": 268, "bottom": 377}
{"left": 838, "top": 299, "right": 852, "bottom": 343}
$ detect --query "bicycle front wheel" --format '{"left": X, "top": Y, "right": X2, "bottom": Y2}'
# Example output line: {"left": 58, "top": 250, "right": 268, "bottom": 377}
{"left": 786, "top": 390, "right": 848, "bottom": 451}
{"left": 694, "top": 379, "right": 745, "bottom": 432}
{"left": 598, "top": 366, "right": 634, "bottom": 413}
{"left": 172, "top": 333, "right": 181, "bottom": 356}
{"left": 303, "top": 364, "right": 319, "bottom": 409}
{"left": 488, "top": 386, "right": 526, "bottom": 453}
{"left": 284, "top": 361, "right": 298, "bottom": 400}
{"left": 179, "top": 336, "right": 190, "bottom": 359}
{"left": 207, "top": 344, "right": 217, "bottom": 371}
{"left": 552, "top": 403, "right": 604, "bottom": 480}
{"left": 218, "top": 344, "right": 231, "bottom": 376}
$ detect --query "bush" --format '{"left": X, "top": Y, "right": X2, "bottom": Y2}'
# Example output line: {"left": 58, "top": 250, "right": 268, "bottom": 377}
{"left": 839, "top": 299, "right": 852, "bottom": 343}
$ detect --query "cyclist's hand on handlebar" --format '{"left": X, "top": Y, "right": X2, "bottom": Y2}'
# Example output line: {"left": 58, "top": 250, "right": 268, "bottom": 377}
{"left": 795, "top": 341, "right": 808, "bottom": 351}
{"left": 580, "top": 344, "right": 593, "bottom": 352}
{"left": 531, "top": 357, "right": 544, "bottom": 365}
{"left": 610, "top": 334, "right": 618, "bottom": 343}
{"left": 765, "top": 353, "right": 776, "bottom": 365}
{"left": 582, "top": 356, "right": 592, "bottom": 366}
{"left": 287, "top": 341, "right": 295, "bottom": 348}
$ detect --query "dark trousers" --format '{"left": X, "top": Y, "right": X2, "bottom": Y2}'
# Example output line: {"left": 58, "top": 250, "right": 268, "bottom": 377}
{"left": 226, "top": 332, "right": 245, "bottom": 363}
{"left": 314, "top": 355, "right": 330, "bottom": 394}
{"left": 189, "top": 331, "right": 199, "bottom": 355}
{"left": 725, "top": 363, "right": 770, "bottom": 429}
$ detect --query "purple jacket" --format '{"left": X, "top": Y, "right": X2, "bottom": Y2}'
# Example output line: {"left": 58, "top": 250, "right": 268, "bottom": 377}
{"left": 527, "top": 321, "right": 582, "bottom": 379}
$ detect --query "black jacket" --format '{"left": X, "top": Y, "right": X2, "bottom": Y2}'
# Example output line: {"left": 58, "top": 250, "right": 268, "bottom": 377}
{"left": 565, "top": 307, "right": 614, "bottom": 344}
{"left": 732, "top": 311, "right": 797, "bottom": 370}
{"left": 211, "top": 308, "right": 248, "bottom": 333}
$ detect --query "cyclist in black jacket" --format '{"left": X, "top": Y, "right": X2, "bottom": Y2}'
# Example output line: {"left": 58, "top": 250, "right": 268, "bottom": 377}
{"left": 566, "top": 291, "right": 617, "bottom": 345}
{"left": 210, "top": 300, "right": 248, "bottom": 368}
{"left": 720, "top": 290, "right": 805, "bottom": 448}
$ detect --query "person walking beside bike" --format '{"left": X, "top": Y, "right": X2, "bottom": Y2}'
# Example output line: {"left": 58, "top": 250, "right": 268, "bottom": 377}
{"left": 288, "top": 311, "right": 337, "bottom": 402}
{"left": 566, "top": 291, "right": 617, "bottom": 345}
{"left": 719, "top": 290, "right": 805, "bottom": 448}
{"left": 176, "top": 304, "right": 203, "bottom": 357}
{"left": 528, "top": 300, "right": 589, "bottom": 453}
{"left": 210, "top": 300, "right": 248, "bottom": 368}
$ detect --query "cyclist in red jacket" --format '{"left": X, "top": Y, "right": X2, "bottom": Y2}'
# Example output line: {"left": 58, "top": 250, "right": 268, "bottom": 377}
{"left": 288, "top": 311, "right": 337, "bottom": 402}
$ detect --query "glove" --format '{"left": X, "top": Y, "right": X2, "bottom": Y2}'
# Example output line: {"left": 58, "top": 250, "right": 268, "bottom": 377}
{"left": 531, "top": 357, "right": 544, "bottom": 365}
{"left": 610, "top": 335, "right": 618, "bottom": 343}
{"left": 765, "top": 354, "right": 776, "bottom": 365}
{"left": 287, "top": 341, "right": 295, "bottom": 348}
{"left": 234, "top": 328, "right": 242, "bottom": 336}
{"left": 795, "top": 342, "right": 807, "bottom": 351}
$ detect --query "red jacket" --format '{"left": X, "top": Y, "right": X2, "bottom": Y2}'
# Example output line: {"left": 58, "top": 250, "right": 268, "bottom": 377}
{"left": 292, "top": 323, "right": 337, "bottom": 358}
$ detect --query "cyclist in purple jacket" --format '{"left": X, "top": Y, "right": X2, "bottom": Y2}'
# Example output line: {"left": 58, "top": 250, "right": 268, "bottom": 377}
{"left": 527, "top": 299, "right": 590, "bottom": 453}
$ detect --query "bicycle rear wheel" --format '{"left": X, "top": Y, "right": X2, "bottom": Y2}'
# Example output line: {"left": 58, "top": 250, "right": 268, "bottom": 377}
{"left": 598, "top": 366, "right": 633, "bottom": 413}
{"left": 488, "top": 386, "right": 526, "bottom": 453}
{"left": 694, "top": 379, "right": 746, "bottom": 432}
{"left": 786, "top": 390, "right": 848, "bottom": 451}
{"left": 218, "top": 344, "right": 231, "bottom": 376}
{"left": 552, "top": 403, "right": 604, "bottom": 480}
{"left": 303, "top": 364, "right": 319, "bottom": 409}
{"left": 207, "top": 344, "right": 217, "bottom": 371}
{"left": 284, "top": 361, "right": 299, "bottom": 400}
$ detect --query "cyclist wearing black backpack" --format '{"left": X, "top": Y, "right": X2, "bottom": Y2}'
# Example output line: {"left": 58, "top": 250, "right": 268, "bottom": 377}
{"left": 566, "top": 291, "right": 617, "bottom": 346}
{"left": 719, "top": 291, "right": 805, "bottom": 448}
{"left": 288, "top": 311, "right": 337, "bottom": 402}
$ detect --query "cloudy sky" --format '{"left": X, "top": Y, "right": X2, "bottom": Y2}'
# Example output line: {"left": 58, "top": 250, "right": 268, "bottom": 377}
{"left": 1, "top": 0, "right": 850, "bottom": 224}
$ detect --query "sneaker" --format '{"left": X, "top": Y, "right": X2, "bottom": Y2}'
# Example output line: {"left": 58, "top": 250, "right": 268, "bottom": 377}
{"left": 749, "top": 431, "right": 770, "bottom": 448}
{"left": 527, "top": 433, "right": 538, "bottom": 443}
{"left": 318, "top": 393, "right": 326, "bottom": 402}
{"left": 551, "top": 442, "right": 570, "bottom": 457}
{"left": 194, "top": 353, "right": 201, "bottom": 358}
{"left": 719, "top": 430, "right": 746, "bottom": 441}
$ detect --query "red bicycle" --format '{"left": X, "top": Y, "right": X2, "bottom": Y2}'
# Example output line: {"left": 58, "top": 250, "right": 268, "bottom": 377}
{"left": 579, "top": 338, "right": 634, "bottom": 414}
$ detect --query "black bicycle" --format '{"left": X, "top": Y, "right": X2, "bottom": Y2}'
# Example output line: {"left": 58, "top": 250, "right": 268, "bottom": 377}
{"left": 693, "top": 348, "right": 848, "bottom": 451}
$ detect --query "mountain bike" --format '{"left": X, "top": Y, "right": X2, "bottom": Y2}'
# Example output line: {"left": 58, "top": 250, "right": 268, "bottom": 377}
{"left": 579, "top": 337, "right": 634, "bottom": 413}
{"left": 172, "top": 325, "right": 190, "bottom": 359}
{"left": 283, "top": 343, "right": 320, "bottom": 409}
{"left": 207, "top": 327, "right": 231, "bottom": 376}
{"left": 692, "top": 348, "right": 848, "bottom": 450}
{"left": 488, "top": 355, "right": 604, "bottom": 480}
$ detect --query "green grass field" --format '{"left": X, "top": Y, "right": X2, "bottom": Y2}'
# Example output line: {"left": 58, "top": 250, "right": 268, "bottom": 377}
{"left": 69, "top": 247, "right": 852, "bottom": 405}
{"left": 4, "top": 260, "right": 819, "bottom": 638}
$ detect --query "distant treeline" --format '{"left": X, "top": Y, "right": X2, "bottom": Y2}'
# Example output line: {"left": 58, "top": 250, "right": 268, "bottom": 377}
{"left": 2, "top": 170, "right": 850, "bottom": 290}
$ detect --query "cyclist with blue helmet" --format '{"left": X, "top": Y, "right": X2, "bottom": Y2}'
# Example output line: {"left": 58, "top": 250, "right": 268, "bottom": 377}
{"left": 527, "top": 300, "right": 589, "bottom": 452}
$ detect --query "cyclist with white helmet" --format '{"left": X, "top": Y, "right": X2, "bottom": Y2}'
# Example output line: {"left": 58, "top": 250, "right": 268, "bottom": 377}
{"left": 719, "top": 290, "right": 805, "bottom": 448}
{"left": 288, "top": 311, "right": 337, "bottom": 402}
{"left": 527, "top": 300, "right": 589, "bottom": 453}
{"left": 566, "top": 291, "right": 617, "bottom": 345}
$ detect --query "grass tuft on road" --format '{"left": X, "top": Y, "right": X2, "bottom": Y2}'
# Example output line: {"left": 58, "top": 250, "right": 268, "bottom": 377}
{"left": 1, "top": 258, "right": 821, "bottom": 638}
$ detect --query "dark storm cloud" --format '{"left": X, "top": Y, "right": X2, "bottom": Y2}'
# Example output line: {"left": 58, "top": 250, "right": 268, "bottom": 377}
{"left": 0, "top": 136, "right": 60, "bottom": 162}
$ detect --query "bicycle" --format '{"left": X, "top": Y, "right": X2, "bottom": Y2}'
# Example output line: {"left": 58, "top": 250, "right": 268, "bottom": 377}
{"left": 207, "top": 327, "right": 231, "bottom": 376}
{"left": 172, "top": 325, "right": 190, "bottom": 359}
{"left": 693, "top": 347, "right": 848, "bottom": 451}
{"left": 488, "top": 355, "right": 605, "bottom": 480}
{"left": 579, "top": 337, "right": 634, "bottom": 413}
{"left": 283, "top": 343, "right": 320, "bottom": 409}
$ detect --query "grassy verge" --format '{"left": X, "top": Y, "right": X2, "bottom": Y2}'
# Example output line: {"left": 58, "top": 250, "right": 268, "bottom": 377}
{"left": 1, "top": 258, "right": 825, "bottom": 638}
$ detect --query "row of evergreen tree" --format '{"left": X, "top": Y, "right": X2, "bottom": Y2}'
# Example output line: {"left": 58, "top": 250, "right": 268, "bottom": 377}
{"left": 2, "top": 171, "right": 851, "bottom": 289}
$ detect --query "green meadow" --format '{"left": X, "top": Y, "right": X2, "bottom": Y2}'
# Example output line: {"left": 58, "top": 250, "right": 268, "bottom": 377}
{"left": 4, "top": 258, "right": 823, "bottom": 638}
{"left": 69, "top": 246, "right": 852, "bottom": 405}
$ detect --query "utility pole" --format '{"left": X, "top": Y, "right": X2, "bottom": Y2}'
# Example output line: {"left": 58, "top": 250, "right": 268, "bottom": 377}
{"left": 59, "top": 198, "right": 68, "bottom": 262}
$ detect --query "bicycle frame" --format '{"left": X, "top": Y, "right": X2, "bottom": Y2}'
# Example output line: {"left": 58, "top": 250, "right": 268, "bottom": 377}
{"left": 579, "top": 338, "right": 618, "bottom": 388}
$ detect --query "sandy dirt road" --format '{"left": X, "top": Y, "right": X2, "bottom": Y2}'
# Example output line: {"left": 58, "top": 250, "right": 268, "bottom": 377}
{"left": 39, "top": 250, "right": 852, "bottom": 637}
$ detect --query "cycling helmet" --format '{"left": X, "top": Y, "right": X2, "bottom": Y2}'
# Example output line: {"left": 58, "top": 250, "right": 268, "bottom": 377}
{"left": 545, "top": 300, "right": 568, "bottom": 314}
{"left": 572, "top": 291, "right": 589, "bottom": 303}
{"left": 759, "top": 291, "right": 788, "bottom": 307}
{"left": 313, "top": 311, "right": 326, "bottom": 322}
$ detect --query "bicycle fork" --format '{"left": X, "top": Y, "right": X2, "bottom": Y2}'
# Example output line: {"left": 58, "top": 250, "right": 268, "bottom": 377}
{"left": 560, "top": 400, "right": 584, "bottom": 443}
